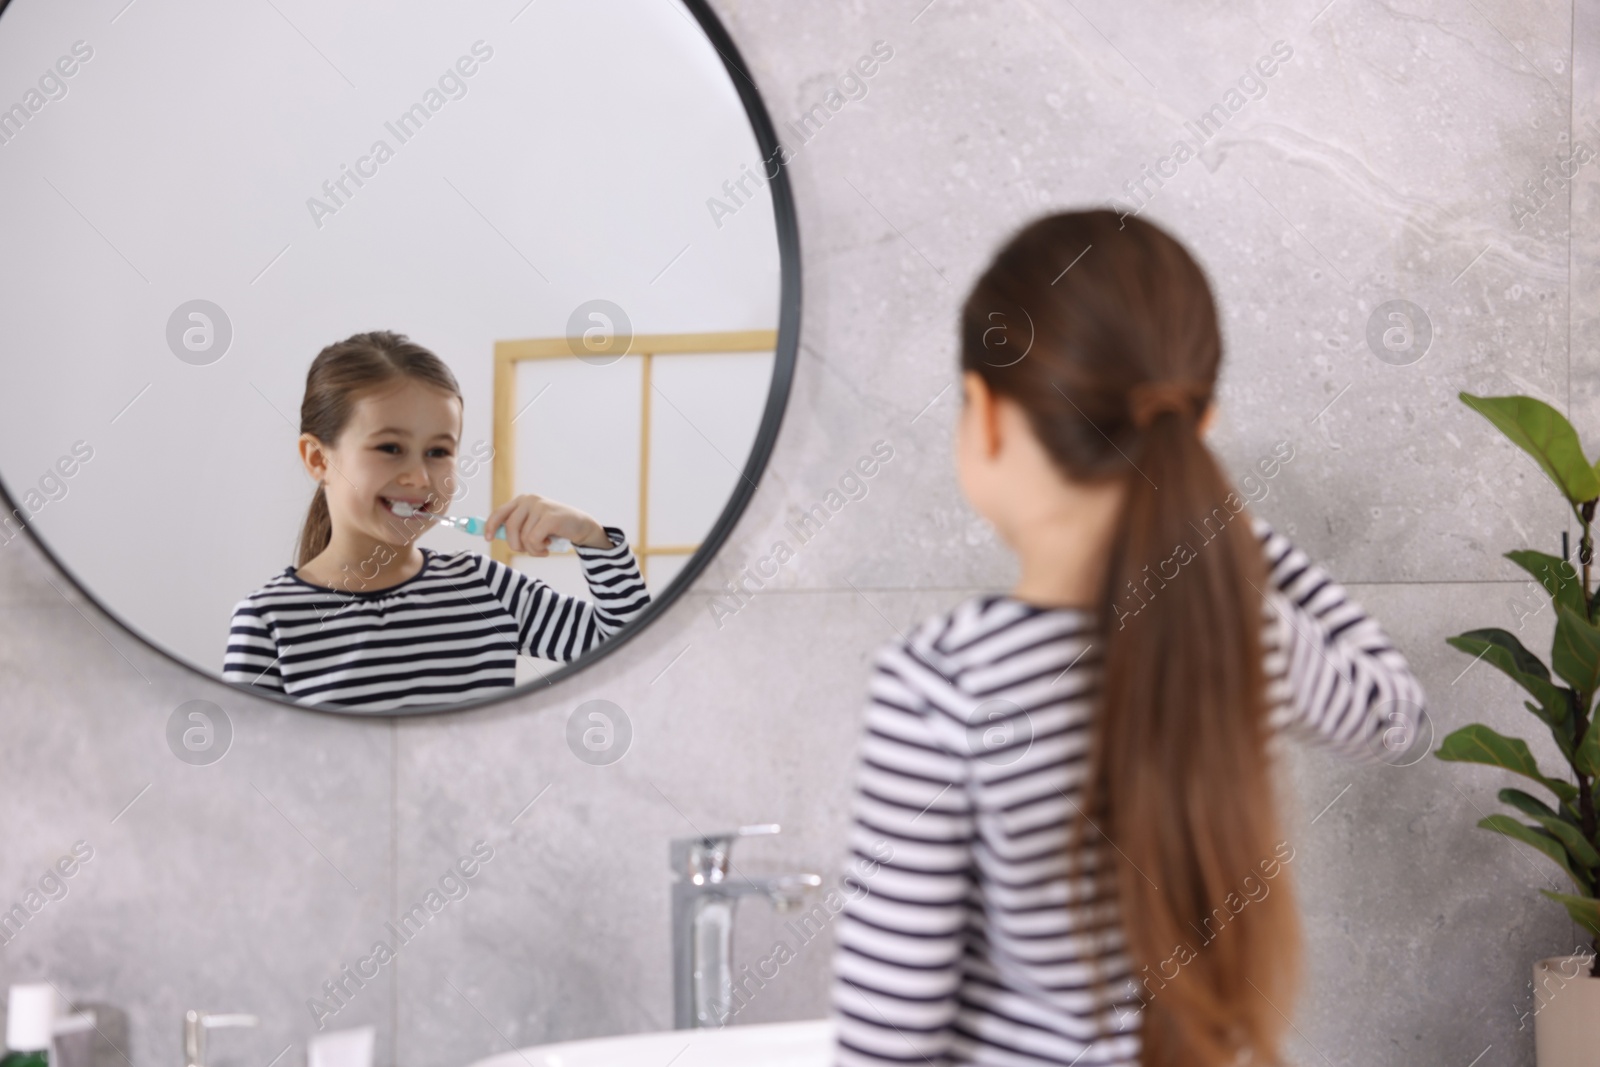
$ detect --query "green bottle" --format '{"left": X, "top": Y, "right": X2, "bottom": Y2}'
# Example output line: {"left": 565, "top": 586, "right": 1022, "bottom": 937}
{"left": 1, "top": 984, "right": 56, "bottom": 1067}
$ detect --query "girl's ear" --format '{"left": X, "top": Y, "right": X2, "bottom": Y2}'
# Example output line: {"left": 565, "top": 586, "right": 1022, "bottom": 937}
{"left": 963, "top": 371, "right": 1002, "bottom": 459}
{"left": 298, "top": 432, "right": 329, "bottom": 481}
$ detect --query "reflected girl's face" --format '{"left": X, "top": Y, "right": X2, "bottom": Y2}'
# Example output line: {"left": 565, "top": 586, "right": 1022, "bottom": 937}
{"left": 305, "top": 380, "right": 463, "bottom": 547}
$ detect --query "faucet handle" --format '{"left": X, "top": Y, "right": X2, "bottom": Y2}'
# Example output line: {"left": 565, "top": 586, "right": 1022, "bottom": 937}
{"left": 669, "top": 823, "right": 782, "bottom": 881}
{"left": 183, "top": 1011, "right": 258, "bottom": 1067}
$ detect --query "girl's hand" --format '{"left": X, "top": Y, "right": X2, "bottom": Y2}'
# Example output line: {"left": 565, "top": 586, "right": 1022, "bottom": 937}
{"left": 482, "top": 494, "right": 612, "bottom": 555}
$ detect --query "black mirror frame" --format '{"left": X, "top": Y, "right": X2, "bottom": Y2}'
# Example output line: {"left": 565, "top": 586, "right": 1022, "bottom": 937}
{"left": 0, "top": 0, "right": 801, "bottom": 718}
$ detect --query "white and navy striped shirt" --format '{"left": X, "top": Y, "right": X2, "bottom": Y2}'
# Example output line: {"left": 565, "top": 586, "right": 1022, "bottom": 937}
{"left": 223, "top": 525, "right": 650, "bottom": 712}
{"left": 829, "top": 514, "right": 1428, "bottom": 1066}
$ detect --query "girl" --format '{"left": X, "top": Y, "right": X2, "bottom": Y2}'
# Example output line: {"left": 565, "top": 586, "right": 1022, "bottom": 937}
{"left": 223, "top": 330, "right": 651, "bottom": 712}
{"left": 828, "top": 212, "right": 1428, "bottom": 1066}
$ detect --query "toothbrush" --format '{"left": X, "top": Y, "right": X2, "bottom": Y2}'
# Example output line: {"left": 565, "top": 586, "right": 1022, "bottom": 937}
{"left": 389, "top": 502, "right": 571, "bottom": 551}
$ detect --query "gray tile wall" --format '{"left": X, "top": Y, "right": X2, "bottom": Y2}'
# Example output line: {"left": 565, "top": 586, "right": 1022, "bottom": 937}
{"left": 2, "top": 1, "right": 1595, "bottom": 1066}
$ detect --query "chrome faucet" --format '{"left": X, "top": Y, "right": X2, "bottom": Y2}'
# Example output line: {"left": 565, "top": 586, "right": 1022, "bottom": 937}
{"left": 182, "top": 1011, "right": 258, "bottom": 1067}
{"left": 669, "top": 823, "right": 821, "bottom": 1029}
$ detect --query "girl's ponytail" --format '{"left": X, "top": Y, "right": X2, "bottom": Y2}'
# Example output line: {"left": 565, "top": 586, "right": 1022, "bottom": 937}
{"left": 960, "top": 210, "right": 1302, "bottom": 1067}
{"left": 295, "top": 483, "right": 333, "bottom": 569}
{"left": 1093, "top": 379, "right": 1300, "bottom": 1067}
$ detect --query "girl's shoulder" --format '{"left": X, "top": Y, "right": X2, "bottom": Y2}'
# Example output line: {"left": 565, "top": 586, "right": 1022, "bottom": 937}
{"left": 426, "top": 548, "right": 552, "bottom": 595}
{"left": 434, "top": 547, "right": 532, "bottom": 579}
{"left": 231, "top": 567, "right": 309, "bottom": 613}
{"left": 869, "top": 594, "right": 1014, "bottom": 688}
{"left": 871, "top": 593, "right": 1097, "bottom": 715}
{"left": 892, "top": 592, "right": 1091, "bottom": 663}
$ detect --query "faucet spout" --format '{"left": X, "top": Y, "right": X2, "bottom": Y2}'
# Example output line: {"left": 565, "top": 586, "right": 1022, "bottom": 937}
{"left": 744, "top": 872, "right": 823, "bottom": 911}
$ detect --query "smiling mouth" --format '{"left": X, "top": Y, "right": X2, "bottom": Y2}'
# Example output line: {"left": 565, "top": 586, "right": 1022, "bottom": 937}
{"left": 381, "top": 497, "right": 434, "bottom": 519}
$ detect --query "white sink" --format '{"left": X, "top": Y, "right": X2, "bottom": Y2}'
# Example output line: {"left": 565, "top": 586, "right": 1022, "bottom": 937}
{"left": 465, "top": 1019, "right": 833, "bottom": 1067}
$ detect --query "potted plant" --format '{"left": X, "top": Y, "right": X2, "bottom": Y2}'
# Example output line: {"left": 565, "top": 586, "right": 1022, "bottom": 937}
{"left": 1434, "top": 393, "right": 1600, "bottom": 1063}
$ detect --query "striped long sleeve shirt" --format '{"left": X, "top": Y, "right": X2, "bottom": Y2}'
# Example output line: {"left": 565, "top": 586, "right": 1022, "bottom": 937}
{"left": 829, "top": 513, "right": 1428, "bottom": 1066}
{"left": 223, "top": 525, "right": 650, "bottom": 712}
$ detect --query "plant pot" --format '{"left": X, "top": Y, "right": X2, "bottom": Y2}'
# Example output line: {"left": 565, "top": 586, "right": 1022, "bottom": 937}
{"left": 1533, "top": 955, "right": 1600, "bottom": 1065}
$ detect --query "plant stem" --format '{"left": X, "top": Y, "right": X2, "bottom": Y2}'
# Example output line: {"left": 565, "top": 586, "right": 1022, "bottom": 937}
{"left": 1584, "top": 499, "right": 1595, "bottom": 622}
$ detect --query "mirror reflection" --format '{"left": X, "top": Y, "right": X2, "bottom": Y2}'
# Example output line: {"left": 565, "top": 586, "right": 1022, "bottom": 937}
{"left": 220, "top": 330, "right": 654, "bottom": 710}
{"left": 0, "top": 0, "right": 786, "bottom": 711}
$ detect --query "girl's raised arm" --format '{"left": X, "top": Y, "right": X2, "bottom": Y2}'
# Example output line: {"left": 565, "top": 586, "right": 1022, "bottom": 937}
{"left": 481, "top": 525, "right": 651, "bottom": 661}
{"left": 1251, "top": 513, "right": 1428, "bottom": 764}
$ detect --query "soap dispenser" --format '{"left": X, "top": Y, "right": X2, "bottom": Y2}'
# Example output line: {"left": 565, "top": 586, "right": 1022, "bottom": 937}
{"left": 0, "top": 984, "right": 57, "bottom": 1067}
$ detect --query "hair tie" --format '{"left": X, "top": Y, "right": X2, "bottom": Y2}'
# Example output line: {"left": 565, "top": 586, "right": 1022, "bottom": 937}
{"left": 1128, "top": 379, "right": 1207, "bottom": 429}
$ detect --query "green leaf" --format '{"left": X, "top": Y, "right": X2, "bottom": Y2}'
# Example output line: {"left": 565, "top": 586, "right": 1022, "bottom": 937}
{"left": 1447, "top": 628, "right": 1571, "bottom": 733}
{"left": 1539, "top": 888, "right": 1600, "bottom": 937}
{"left": 1525, "top": 702, "right": 1576, "bottom": 763}
{"left": 1499, "top": 787, "right": 1560, "bottom": 821}
{"left": 1459, "top": 393, "right": 1600, "bottom": 504}
{"left": 1505, "top": 549, "right": 1589, "bottom": 619}
{"left": 1435, "top": 723, "right": 1578, "bottom": 805}
{"left": 1552, "top": 603, "right": 1600, "bottom": 699}
{"left": 1478, "top": 815, "right": 1588, "bottom": 891}
{"left": 1577, "top": 718, "right": 1600, "bottom": 780}
{"left": 1531, "top": 814, "right": 1600, "bottom": 874}
{"left": 1449, "top": 628, "right": 1558, "bottom": 690}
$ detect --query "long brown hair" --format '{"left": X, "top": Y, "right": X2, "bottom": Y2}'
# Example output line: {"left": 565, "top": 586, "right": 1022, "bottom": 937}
{"left": 960, "top": 210, "right": 1299, "bottom": 1066}
{"left": 295, "top": 330, "right": 462, "bottom": 567}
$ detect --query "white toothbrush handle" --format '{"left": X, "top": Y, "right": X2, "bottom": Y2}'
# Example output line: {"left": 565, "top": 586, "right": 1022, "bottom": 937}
{"left": 451, "top": 515, "right": 571, "bottom": 552}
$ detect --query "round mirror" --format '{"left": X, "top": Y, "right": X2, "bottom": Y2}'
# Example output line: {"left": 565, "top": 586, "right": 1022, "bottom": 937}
{"left": 0, "top": 0, "right": 797, "bottom": 714}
